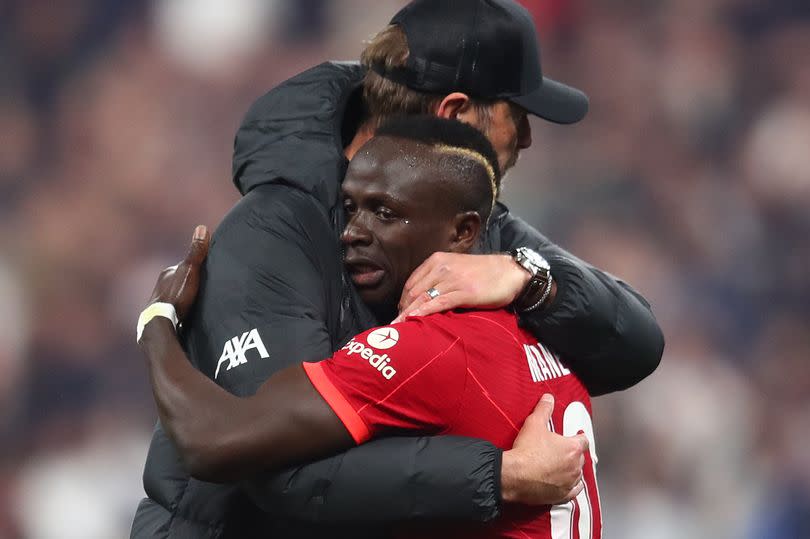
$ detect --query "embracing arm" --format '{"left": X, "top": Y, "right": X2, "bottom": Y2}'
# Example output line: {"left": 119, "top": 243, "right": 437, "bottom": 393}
{"left": 141, "top": 314, "right": 580, "bottom": 508}
{"left": 498, "top": 211, "right": 664, "bottom": 395}
{"left": 243, "top": 436, "right": 501, "bottom": 522}
{"left": 141, "top": 222, "right": 584, "bottom": 521}
{"left": 141, "top": 318, "right": 351, "bottom": 483}
{"left": 396, "top": 208, "right": 664, "bottom": 396}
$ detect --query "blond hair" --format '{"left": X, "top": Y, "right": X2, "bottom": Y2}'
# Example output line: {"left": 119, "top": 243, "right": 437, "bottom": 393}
{"left": 434, "top": 144, "right": 498, "bottom": 205}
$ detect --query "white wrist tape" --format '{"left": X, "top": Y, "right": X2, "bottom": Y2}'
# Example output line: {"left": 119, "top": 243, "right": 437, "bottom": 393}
{"left": 137, "top": 302, "right": 178, "bottom": 343}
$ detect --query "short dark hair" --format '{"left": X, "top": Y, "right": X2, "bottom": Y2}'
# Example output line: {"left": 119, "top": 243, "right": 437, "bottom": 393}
{"left": 375, "top": 116, "right": 501, "bottom": 223}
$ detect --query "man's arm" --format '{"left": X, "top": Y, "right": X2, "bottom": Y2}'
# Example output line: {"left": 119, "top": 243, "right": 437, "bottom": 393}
{"left": 140, "top": 308, "right": 583, "bottom": 506}
{"left": 160, "top": 189, "right": 512, "bottom": 522}
{"left": 396, "top": 207, "right": 664, "bottom": 396}
{"left": 242, "top": 436, "right": 502, "bottom": 522}
{"left": 141, "top": 226, "right": 585, "bottom": 508}
{"left": 496, "top": 210, "right": 664, "bottom": 395}
{"left": 141, "top": 318, "right": 353, "bottom": 482}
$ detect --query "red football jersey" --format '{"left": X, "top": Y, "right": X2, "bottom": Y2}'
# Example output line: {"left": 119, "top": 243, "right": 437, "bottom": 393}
{"left": 303, "top": 309, "right": 602, "bottom": 539}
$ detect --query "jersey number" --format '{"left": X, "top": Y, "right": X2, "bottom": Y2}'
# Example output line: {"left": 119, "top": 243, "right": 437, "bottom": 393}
{"left": 550, "top": 401, "right": 602, "bottom": 539}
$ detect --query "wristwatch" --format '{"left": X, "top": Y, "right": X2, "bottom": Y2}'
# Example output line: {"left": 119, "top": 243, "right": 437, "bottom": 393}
{"left": 510, "top": 247, "right": 553, "bottom": 313}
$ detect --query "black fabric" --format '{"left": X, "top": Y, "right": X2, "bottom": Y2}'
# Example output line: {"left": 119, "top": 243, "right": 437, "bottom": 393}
{"left": 485, "top": 204, "right": 665, "bottom": 396}
{"left": 242, "top": 436, "right": 500, "bottom": 523}
{"left": 231, "top": 61, "right": 360, "bottom": 208}
{"left": 383, "top": 0, "right": 588, "bottom": 124}
{"left": 132, "top": 62, "right": 502, "bottom": 539}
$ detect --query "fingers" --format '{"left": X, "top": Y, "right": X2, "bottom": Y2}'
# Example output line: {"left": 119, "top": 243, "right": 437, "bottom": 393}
{"left": 561, "top": 477, "right": 585, "bottom": 503}
{"left": 186, "top": 225, "right": 210, "bottom": 266}
{"left": 145, "top": 226, "right": 210, "bottom": 321}
{"left": 399, "top": 253, "right": 440, "bottom": 308}
{"left": 175, "top": 226, "right": 208, "bottom": 295}
{"left": 522, "top": 394, "right": 554, "bottom": 434}
{"left": 521, "top": 393, "right": 554, "bottom": 438}
{"left": 399, "top": 255, "right": 447, "bottom": 311}
{"left": 533, "top": 393, "right": 555, "bottom": 425}
{"left": 401, "top": 253, "right": 437, "bottom": 290}
{"left": 395, "top": 289, "right": 431, "bottom": 321}
{"left": 395, "top": 290, "right": 470, "bottom": 322}
{"left": 576, "top": 433, "right": 589, "bottom": 455}
{"left": 399, "top": 253, "right": 520, "bottom": 316}
{"left": 512, "top": 394, "right": 554, "bottom": 447}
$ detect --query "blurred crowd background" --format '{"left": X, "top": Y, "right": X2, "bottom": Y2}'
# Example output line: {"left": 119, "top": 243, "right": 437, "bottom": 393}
{"left": 1, "top": 0, "right": 808, "bottom": 537}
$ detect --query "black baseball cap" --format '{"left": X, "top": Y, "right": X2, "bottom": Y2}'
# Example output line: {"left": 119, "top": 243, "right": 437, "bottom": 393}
{"left": 371, "top": 0, "right": 588, "bottom": 124}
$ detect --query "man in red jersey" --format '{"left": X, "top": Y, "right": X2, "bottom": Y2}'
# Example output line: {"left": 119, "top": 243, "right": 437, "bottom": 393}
{"left": 137, "top": 117, "right": 599, "bottom": 538}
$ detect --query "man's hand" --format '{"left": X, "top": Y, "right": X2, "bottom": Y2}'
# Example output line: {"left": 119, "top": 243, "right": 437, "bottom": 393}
{"left": 395, "top": 252, "right": 530, "bottom": 322}
{"left": 147, "top": 225, "right": 210, "bottom": 322}
{"left": 500, "top": 394, "right": 588, "bottom": 505}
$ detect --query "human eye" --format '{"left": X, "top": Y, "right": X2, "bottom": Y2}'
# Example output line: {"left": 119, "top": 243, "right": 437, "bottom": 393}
{"left": 343, "top": 198, "right": 357, "bottom": 215}
{"left": 374, "top": 206, "right": 397, "bottom": 220}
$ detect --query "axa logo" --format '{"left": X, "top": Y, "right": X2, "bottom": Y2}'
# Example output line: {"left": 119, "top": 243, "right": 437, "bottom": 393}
{"left": 341, "top": 330, "right": 398, "bottom": 380}
{"left": 215, "top": 328, "right": 269, "bottom": 379}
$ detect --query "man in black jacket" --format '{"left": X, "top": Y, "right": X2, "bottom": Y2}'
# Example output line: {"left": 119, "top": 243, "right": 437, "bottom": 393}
{"left": 131, "top": 1, "right": 664, "bottom": 538}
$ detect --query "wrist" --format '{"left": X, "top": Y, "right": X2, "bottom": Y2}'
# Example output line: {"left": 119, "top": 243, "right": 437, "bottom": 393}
{"left": 515, "top": 276, "right": 556, "bottom": 313}
{"left": 508, "top": 248, "right": 553, "bottom": 313}
{"left": 514, "top": 281, "right": 541, "bottom": 312}
{"left": 137, "top": 302, "right": 178, "bottom": 344}
{"left": 505, "top": 254, "right": 532, "bottom": 299}
{"left": 138, "top": 318, "right": 178, "bottom": 367}
{"left": 499, "top": 449, "right": 523, "bottom": 504}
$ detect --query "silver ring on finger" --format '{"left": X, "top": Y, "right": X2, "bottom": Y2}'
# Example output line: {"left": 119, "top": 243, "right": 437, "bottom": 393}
{"left": 426, "top": 287, "right": 440, "bottom": 300}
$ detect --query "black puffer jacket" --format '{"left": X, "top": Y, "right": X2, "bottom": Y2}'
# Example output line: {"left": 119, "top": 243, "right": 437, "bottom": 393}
{"left": 131, "top": 61, "right": 663, "bottom": 538}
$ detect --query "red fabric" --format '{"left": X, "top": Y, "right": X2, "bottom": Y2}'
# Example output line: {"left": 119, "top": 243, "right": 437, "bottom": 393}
{"left": 302, "top": 361, "right": 370, "bottom": 444}
{"left": 305, "top": 309, "right": 602, "bottom": 539}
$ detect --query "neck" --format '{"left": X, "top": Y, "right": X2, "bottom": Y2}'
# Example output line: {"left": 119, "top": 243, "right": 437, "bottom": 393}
{"left": 343, "top": 121, "right": 376, "bottom": 160}
{"left": 369, "top": 302, "right": 399, "bottom": 325}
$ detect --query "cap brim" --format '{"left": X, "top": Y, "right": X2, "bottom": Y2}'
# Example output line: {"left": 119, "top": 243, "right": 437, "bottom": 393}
{"left": 511, "top": 77, "right": 589, "bottom": 125}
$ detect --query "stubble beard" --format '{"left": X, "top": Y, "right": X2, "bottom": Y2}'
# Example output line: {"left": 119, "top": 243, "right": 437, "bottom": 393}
{"left": 500, "top": 145, "right": 520, "bottom": 178}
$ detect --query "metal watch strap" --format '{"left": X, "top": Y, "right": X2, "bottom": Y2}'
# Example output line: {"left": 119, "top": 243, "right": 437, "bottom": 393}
{"left": 519, "top": 274, "right": 553, "bottom": 313}
{"left": 510, "top": 247, "right": 552, "bottom": 313}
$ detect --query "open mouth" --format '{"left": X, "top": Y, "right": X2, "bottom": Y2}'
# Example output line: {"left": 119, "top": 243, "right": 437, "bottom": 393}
{"left": 345, "top": 258, "right": 386, "bottom": 288}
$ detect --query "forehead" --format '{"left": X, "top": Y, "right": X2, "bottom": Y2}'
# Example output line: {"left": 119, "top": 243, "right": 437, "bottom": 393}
{"left": 343, "top": 137, "right": 443, "bottom": 198}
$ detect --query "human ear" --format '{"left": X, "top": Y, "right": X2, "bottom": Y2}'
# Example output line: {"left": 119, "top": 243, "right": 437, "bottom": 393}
{"left": 450, "top": 211, "right": 482, "bottom": 253}
{"left": 435, "top": 93, "right": 474, "bottom": 122}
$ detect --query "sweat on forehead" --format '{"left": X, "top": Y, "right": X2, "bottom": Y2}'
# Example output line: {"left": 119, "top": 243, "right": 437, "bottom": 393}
{"left": 355, "top": 135, "right": 496, "bottom": 219}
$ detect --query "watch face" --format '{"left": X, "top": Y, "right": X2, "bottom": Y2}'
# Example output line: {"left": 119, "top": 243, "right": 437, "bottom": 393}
{"left": 521, "top": 248, "right": 550, "bottom": 271}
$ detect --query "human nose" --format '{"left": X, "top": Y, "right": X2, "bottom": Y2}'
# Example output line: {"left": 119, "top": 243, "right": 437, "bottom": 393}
{"left": 341, "top": 212, "right": 372, "bottom": 246}
{"left": 517, "top": 115, "right": 532, "bottom": 150}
